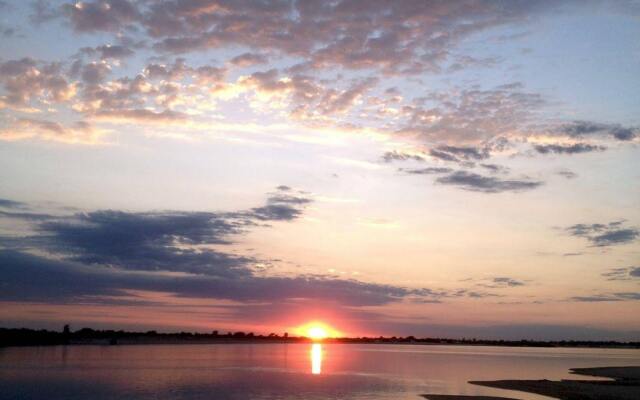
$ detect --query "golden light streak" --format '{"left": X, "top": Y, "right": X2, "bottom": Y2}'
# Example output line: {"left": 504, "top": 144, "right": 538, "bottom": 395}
{"left": 310, "top": 343, "right": 322, "bottom": 375}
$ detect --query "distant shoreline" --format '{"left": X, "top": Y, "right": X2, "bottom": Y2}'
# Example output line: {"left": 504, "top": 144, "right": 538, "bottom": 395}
{"left": 2, "top": 327, "right": 639, "bottom": 349}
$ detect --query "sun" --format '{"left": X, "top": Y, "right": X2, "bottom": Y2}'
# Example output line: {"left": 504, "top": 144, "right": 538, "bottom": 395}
{"left": 295, "top": 321, "right": 341, "bottom": 341}
{"left": 308, "top": 326, "right": 328, "bottom": 340}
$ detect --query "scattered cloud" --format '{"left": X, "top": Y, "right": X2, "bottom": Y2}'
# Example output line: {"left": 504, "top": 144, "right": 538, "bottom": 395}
{"left": 487, "top": 277, "right": 526, "bottom": 288}
{"left": 0, "top": 57, "right": 76, "bottom": 107}
{"left": 50, "top": 0, "right": 572, "bottom": 75}
{"left": 465, "top": 276, "right": 527, "bottom": 289}
{"left": 570, "top": 292, "right": 640, "bottom": 302}
{"left": 602, "top": 267, "right": 640, "bottom": 281}
{"left": 401, "top": 167, "right": 453, "bottom": 175}
{"left": 436, "top": 171, "right": 542, "bottom": 193}
{"left": 78, "top": 44, "right": 135, "bottom": 60}
{"left": 560, "top": 121, "right": 638, "bottom": 141}
{"left": 398, "top": 83, "right": 544, "bottom": 144}
{"left": 533, "top": 143, "right": 606, "bottom": 155}
{"left": 480, "top": 163, "right": 510, "bottom": 174}
{"left": 565, "top": 220, "right": 640, "bottom": 247}
{"left": 381, "top": 150, "right": 425, "bottom": 163}
{"left": 556, "top": 169, "right": 578, "bottom": 179}
{"left": 0, "top": 118, "right": 103, "bottom": 144}
{"left": 230, "top": 52, "right": 268, "bottom": 68}
{"left": 432, "top": 145, "right": 490, "bottom": 161}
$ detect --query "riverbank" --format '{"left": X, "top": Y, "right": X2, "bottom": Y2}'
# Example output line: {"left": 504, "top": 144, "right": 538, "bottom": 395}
{"left": 2, "top": 327, "right": 639, "bottom": 349}
{"left": 424, "top": 366, "right": 640, "bottom": 400}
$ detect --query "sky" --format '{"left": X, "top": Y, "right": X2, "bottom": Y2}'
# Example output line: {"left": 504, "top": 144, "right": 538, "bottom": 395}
{"left": 0, "top": 0, "right": 639, "bottom": 341}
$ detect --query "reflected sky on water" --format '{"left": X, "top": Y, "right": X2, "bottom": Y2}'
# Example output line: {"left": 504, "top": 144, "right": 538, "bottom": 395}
{"left": 1, "top": 344, "right": 639, "bottom": 400}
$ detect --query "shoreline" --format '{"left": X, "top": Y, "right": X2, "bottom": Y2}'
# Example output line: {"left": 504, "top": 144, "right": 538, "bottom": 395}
{"left": 424, "top": 366, "right": 640, "bottom": 400}
{"left": 2, "top": 327, "right": 639, "bottom": 349}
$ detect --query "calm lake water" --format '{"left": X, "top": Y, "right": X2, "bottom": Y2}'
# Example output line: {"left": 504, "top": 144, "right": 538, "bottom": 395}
{"left": 1, "top": 344, "right": 638, "bottom": 400}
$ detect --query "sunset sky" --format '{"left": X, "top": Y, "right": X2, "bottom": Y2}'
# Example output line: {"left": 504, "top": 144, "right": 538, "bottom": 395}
{"left": 0, "top": 0, "right": 639, "bottom": 340}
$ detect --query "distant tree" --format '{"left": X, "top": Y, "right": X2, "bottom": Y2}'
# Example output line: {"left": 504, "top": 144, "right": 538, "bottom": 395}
{"left": 212, "top": 330, "right": 219, "bottom": 337}
{"left": 63, "top": 325, "right": 70, "bottom": 335}
{"left": 283, "top": 332, "right": 288, "bottom": 338}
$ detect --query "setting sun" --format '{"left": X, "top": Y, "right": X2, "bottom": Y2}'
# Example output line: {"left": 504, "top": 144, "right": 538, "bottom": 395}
{"left": 308, "top": 326, "right": 328, "bottom": 340}
{"left": 295, "top": 322, "right": 341, "bottom": 341}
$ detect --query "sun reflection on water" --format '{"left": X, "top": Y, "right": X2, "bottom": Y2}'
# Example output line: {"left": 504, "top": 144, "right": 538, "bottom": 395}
{"left": 310, "top": 343, "right": 322, "bottom": 375}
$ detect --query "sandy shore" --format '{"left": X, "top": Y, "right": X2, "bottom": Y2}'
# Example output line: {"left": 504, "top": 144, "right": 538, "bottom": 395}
{"left": 423, "top": 366, "right": 640, "bottom": 400}
{"left": 469, "top": 366, "right": 640, "bottom": 400}
{"left": 422, "top": 396, "right": 519, "bottom": 400}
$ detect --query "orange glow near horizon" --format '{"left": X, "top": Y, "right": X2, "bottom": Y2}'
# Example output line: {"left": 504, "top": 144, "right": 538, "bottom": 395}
{"left": 294, "top": 321, "right": 341, "bottom": 341}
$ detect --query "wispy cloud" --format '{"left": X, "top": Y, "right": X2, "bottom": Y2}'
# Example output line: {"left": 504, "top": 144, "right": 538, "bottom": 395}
{"left": 533, "top": 143, "right": 606, "bottom": 155}
{"left": 601, "top": 267, "right": 640, "bottom": 281}
{"left": 436, "top": 171, "right": 542, "bottom": 193}
{"left": 570, "top": 293, "right": 640, "bottom": 302}
{"left": 560, "top": 121, "right": 638, "bottom": 141}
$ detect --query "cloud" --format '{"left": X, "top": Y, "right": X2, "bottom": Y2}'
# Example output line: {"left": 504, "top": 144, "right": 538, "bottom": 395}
{"left": 433, "top": 145, "right": 490, "bottom": 161}
{"left": 533, "top": 143, "right": 606, "bottom": 155}
{"left": 81, "top": 0, "right": 565, "bottom": 74}
{"left": 601, "top": 267, "right": 640, "bottom": 281}
{"left": 446, "top": 54, "right": 501, "bottom": 73}
{"left": 429, "top": 149, "right": 459, "bottom": 162}
{"left": 249, "top": 186, "right": 313, "bottom": 221}
{"left": 465, "top": 276, "right": 526, "bottom": 289}
{"left": 30, "top": 0, "right": 60, "bottom": 24}
{"left": 570, "top": 292, "right": 640, "bottom": 302}
{"left": 401, "top": 167, "right": 453, "bottom": 175}
{"left": 556, "top": 169, "right": 578, "bottom": 179}
{"left": 0, "top": 187, "right": 312, "bottom": 278}
{"left": 398, "top": 83, "right": 545, "bottom": 144}
{"left": 230, "top": 52, "right": 268, "bottom": 67}
{"left": 489, "top": 277, "right": 525, "bottom": 287}
{"left": 239, "top": 69, "right": 378, "bottom": 123}
{"left": 62, "top": 0, "right": 139, "bottom": 33}
{"left": 0, "top": 250, "right": 434, "bottom": 306}
{"left": 0, "top": 199, "right": 27, "bottom": 209}
{"left": 381, "top": 151, "right": 425, "bottom": 163}
{"left": 5, "top": 2, "right": 635, "bottom": 161}
{"left": 79, "top": 44, "right": 135, "bottom": 60}
{"left": 560, "top": 121, "right": 638, "bottom": 141}
{"left": 565, "top": 221, "right": 639, "bottom": 247}
{"left": 436, "top": 171, "right": 543, "bottom": 193}
{"left": 80, "top": 61, "right": 111, "bottom": 84}
{"left": 0, "top": 190, "right": 500, "bottom": 307}
{"left": 0, "top": 58, "right": 76, "bottom": 107}
{"left": 480, "top": 163, "right": 510, "bottom": 174}
{"left": 0, "top": 118, "right": 103, "bottom": 144}
{"left": 92, "top": 109, "right": 189, "bottom": 123}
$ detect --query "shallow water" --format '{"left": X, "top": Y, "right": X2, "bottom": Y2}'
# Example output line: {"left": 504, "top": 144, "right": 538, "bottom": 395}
{"left": 1, "top": 344, "right": 638, "bottom": 400}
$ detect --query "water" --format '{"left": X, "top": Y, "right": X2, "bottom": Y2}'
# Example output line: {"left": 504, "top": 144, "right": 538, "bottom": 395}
{"left": 0, "top": 344, "right": 638, "bottom": 400}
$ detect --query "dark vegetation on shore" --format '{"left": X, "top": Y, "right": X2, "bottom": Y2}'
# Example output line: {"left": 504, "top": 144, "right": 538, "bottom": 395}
{"left": 2, "top": 326, "right": 639, "bottom": 348}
